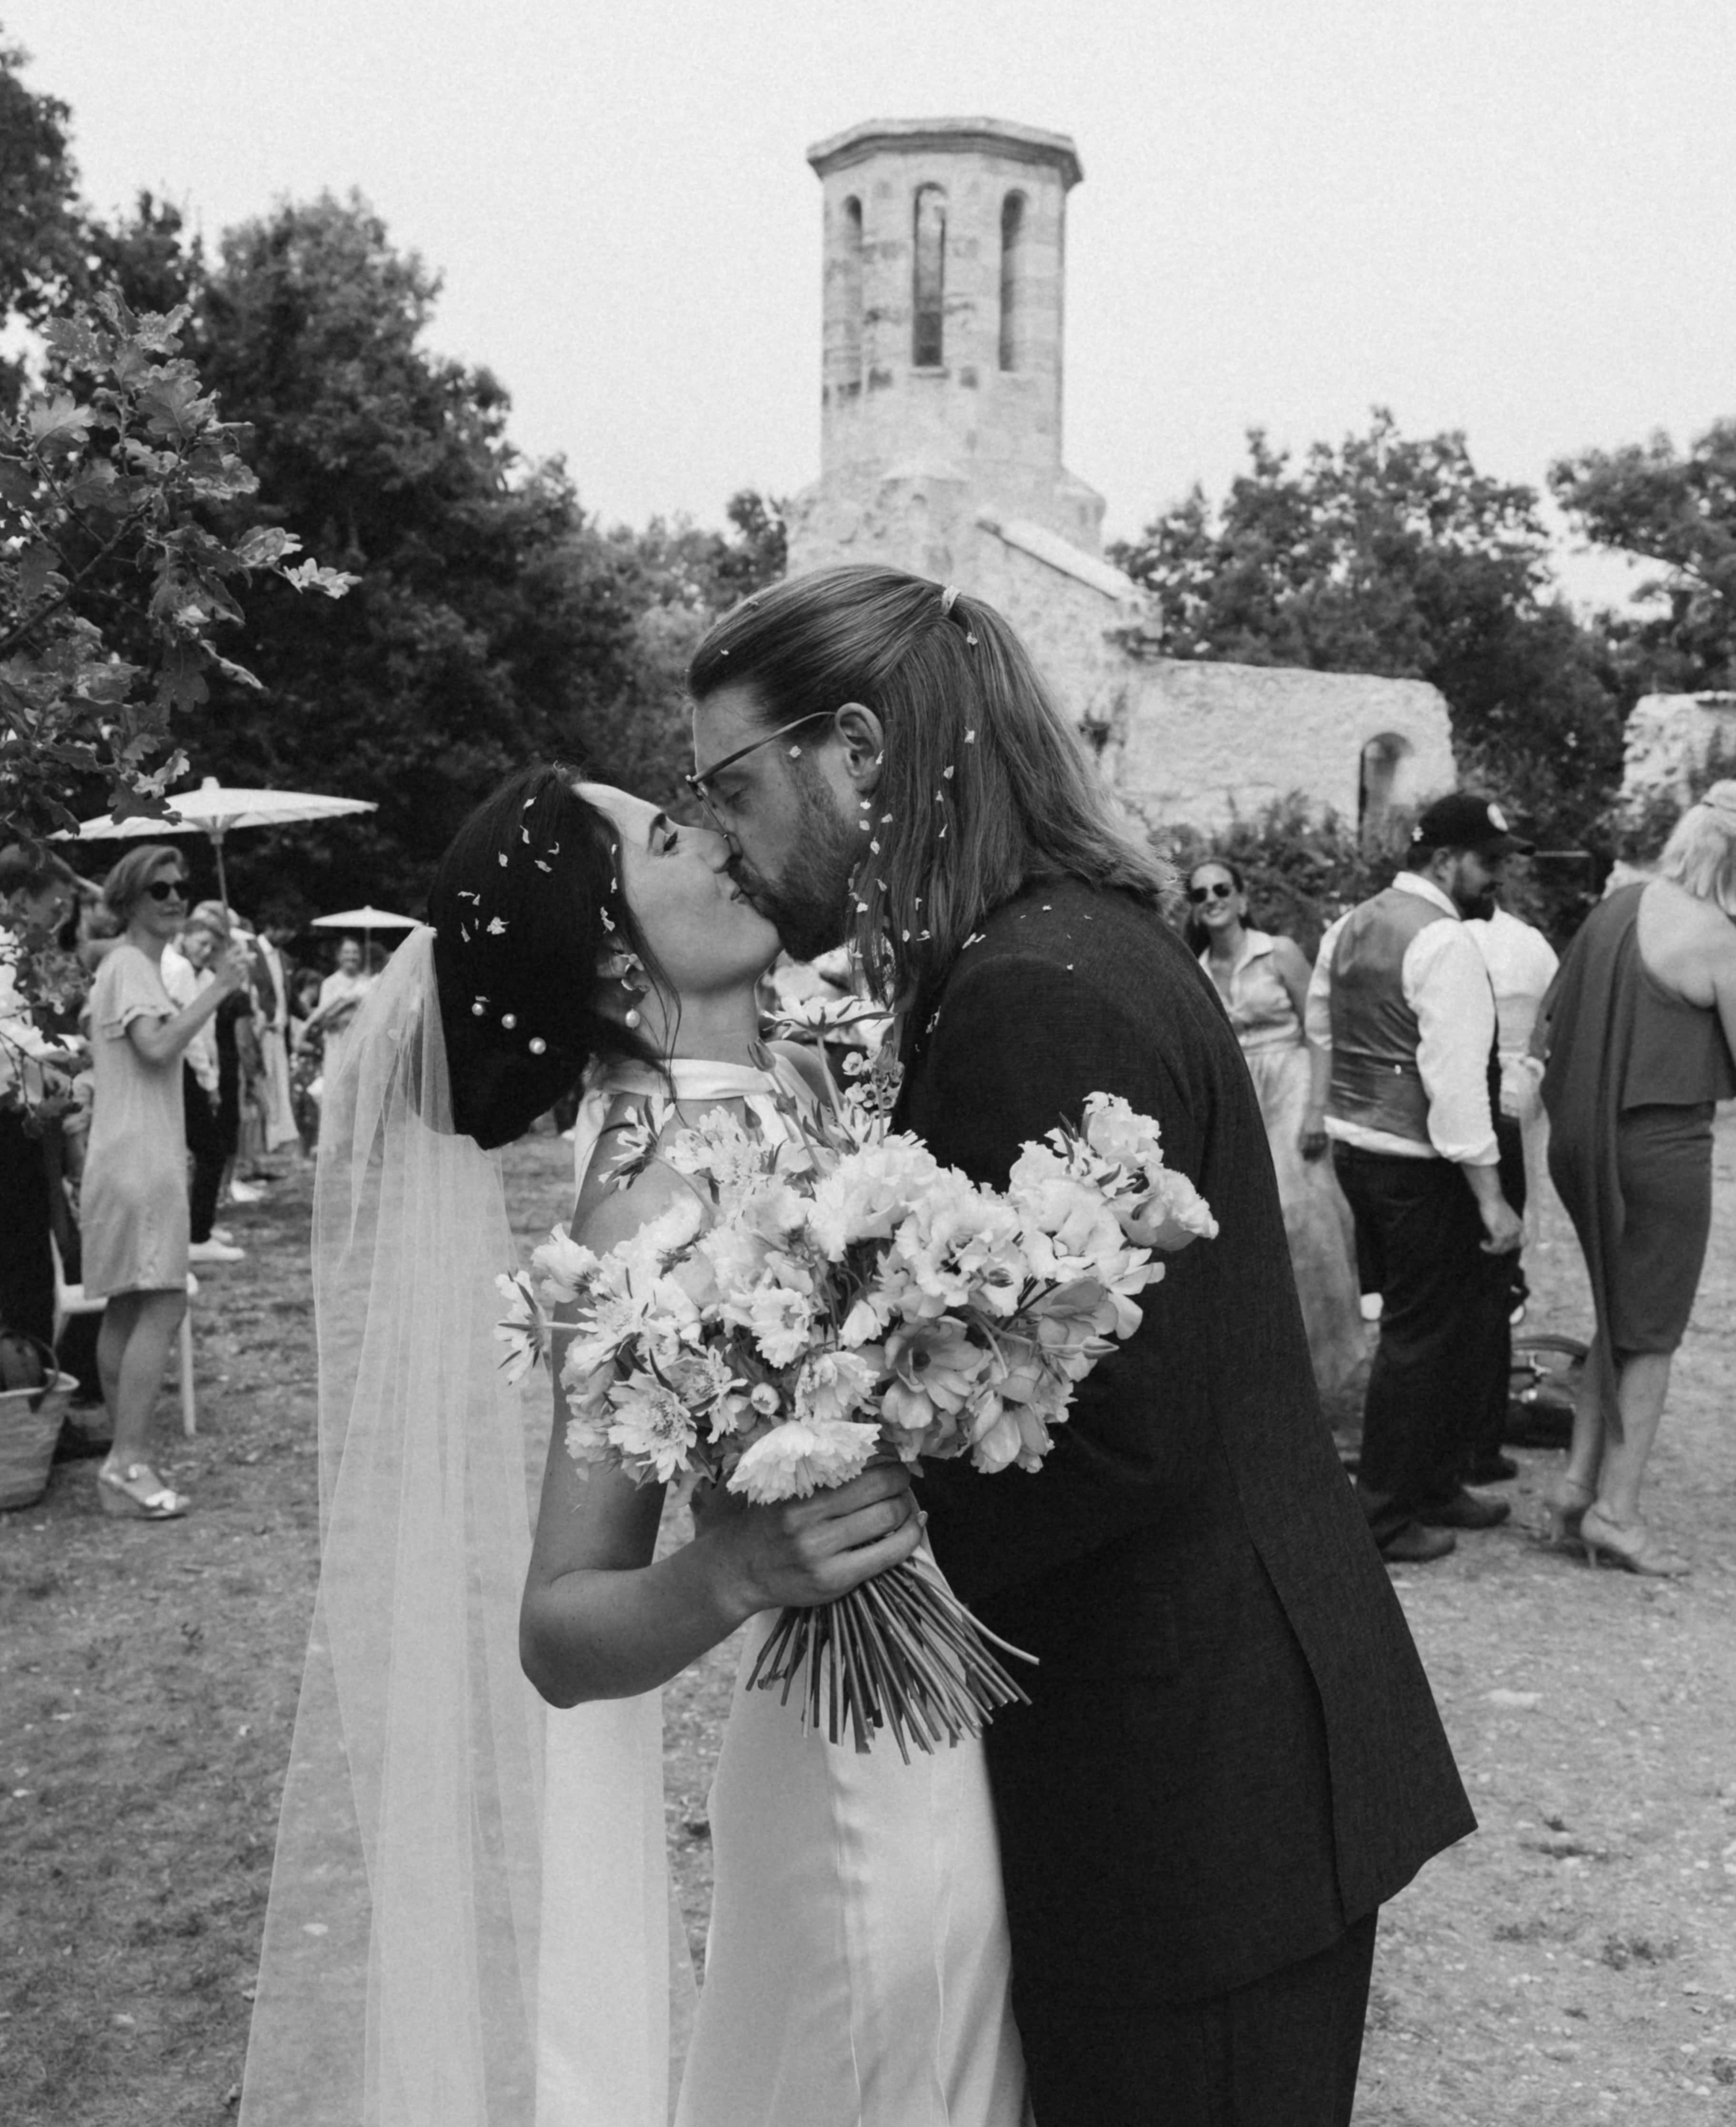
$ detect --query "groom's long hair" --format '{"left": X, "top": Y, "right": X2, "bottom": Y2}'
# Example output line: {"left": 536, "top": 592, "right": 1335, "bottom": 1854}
{"left": 689, "top": 564, "right": 1169, "bottom": 1001}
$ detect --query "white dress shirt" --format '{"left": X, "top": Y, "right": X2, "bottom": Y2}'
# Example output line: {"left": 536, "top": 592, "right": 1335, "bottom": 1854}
{"left": 1305, "top": 873, "right": 1500, "bottom": 1166}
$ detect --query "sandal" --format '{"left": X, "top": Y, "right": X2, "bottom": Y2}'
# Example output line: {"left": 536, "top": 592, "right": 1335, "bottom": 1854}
{"left": 1579, "top": 1504, "right": 1688, "bottom": 1578}
{"left": 1537, "top": 1474, "right": 1596, "bottom": 1546}
{"left": 97, "top": 1457, "right": 189, "bottom": 1521}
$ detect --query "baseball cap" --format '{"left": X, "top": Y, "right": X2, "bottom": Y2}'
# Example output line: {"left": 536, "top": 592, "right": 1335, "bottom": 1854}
{"left": 1410, "top": 793, "right": 1534, "bottom": 857}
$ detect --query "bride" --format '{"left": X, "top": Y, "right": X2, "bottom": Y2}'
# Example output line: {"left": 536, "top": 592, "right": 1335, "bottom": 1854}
{"left": 238, "top": 764, "right": 1028, "bottom": 2127}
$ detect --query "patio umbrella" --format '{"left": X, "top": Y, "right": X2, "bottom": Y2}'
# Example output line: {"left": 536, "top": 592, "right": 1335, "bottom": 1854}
{"left": 311, "top": 906, "right": 418, "bottom": 948}
{"left": 67, "top": 775, "right": 377, "bottom": 908}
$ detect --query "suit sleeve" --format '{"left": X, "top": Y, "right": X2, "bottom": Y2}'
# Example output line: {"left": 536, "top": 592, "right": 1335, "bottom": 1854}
{"left": 911, "top": 949, "right": 1217, "bottom": 1603}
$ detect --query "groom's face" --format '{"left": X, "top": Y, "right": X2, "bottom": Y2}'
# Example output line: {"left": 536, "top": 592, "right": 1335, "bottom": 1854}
{"left": 690, "top": 683, "right": 860, "bottom": 964}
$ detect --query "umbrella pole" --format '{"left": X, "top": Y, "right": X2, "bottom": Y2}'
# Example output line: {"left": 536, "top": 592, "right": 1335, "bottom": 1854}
{"left": 211, "top": 830, "right": 231, "bottom": 915}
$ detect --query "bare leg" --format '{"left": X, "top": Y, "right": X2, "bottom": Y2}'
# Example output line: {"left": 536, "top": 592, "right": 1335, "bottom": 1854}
{"left": 1595, "top": 1351, "right": 1673, "bottom": 1525}
{"left": 96, "top": 1290, "right": 140, "bottom": 1430}
{"left": 1562, "top": 1332, "right": 1606, "bottom": 1494}
{"left": 104, "top": 1288, "right": 188, "bottom": 1467}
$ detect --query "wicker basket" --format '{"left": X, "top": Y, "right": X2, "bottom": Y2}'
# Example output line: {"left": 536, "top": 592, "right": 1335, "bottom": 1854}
{"left": 0, "top": 1372, "right": 77, "bottom": 1511}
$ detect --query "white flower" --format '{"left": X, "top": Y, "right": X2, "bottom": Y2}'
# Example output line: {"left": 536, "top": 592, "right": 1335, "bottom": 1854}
{"left": 605, "top": 1371, "right": 699, "bottom": 1483}
{"left": 532, "top": 1225, "right": 600, "bottom": 1305}
{"left": 1080, "top": 1092, "right": 1164, "bottom": 1173}
{"left": 493, "top": 1272, "right": 547, "bottom": 1384}
{"left": 808, "top": 1137, "right": 943, "bottom": 1257}
{"left": 729, "top": 1281, "right": 817, "bottom": 1368}
{"left": 1122, "top": 1166, "right": 1219, "bottom": 1250}
{"left": 795, "top": 1347, "right": 880, "bottom": 1424}
{"left": 727, "top": 1416, "right": 882, "bottom": 1502}
{"left": 749, "top": 1382, "right": 782, "bottom": 1416}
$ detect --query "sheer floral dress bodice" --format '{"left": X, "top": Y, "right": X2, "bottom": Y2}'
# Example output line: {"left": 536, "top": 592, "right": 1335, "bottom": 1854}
{"left": 540, "top": 1052, "right": 1029, "bottom": 2127}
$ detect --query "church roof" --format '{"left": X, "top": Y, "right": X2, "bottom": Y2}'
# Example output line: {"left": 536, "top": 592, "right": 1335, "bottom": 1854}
{"left": 807, "top": 118, "right": 1083, "bottom": 189}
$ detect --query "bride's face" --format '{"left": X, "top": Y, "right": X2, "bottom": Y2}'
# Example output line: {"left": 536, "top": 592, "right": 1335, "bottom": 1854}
{"left": 578, "top": 783, "right": 780, "bottom": 996}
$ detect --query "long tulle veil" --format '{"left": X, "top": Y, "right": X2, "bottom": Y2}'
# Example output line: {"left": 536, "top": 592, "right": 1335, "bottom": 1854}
{"left": 239, "top": 929, "right": 690, "bottom": 2126}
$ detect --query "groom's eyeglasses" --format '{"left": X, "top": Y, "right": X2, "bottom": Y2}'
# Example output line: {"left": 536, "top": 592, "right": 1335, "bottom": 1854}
{"left": 1187, "top": 881, "right": 1235, "bottom": 905}
{"left": 684, "top": 713, "right": 834, "bottom": 834}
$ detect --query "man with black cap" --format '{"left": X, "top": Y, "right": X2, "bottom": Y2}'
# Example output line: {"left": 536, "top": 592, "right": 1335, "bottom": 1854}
{"left": 1304, "top": 793, "right": 1527, "bottom": 1562}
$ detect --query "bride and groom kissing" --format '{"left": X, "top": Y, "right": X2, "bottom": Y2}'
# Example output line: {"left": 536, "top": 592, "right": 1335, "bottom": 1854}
{"left": 240, "top": 565, "right": 1472, "bottom": 2127}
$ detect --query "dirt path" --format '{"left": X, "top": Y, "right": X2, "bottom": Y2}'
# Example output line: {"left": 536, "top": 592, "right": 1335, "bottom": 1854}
{"left": 2, "top": 1122, "right": 1733, "bottom": 2124}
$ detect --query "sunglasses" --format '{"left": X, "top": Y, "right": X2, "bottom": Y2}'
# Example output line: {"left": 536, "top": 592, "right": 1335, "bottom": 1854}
{"left": 144, "top": 879, "right": 188, "bottom": 903}
{"left": 684, "top": 712, "right": 834, "bottom": 834}
{"left": 1187, "top": 881, "right": 1236, "bottom": 905}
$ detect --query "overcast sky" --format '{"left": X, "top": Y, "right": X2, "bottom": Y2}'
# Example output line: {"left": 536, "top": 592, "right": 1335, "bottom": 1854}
{"left": 11, "top": 0, "right": 1734, "bottom": 606}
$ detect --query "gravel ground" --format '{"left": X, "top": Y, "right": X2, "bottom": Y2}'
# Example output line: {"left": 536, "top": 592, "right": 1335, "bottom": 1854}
{"left": 3, "top": 1113, "right": 1732, "bottom": 2124}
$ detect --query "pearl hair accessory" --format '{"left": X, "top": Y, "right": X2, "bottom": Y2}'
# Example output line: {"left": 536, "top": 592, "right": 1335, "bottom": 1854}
{"left": 528, "top": 1037, "right": 547, "bottom": 1056}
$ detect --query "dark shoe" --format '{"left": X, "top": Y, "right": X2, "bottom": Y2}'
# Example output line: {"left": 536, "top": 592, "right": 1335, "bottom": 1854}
{"left": 1420, "top": 1488, "right": 1511, "bottom": 1531}
{"left": 1378, "top": 1522, "right": 1456, "bottom": 1563}
{"left": 1465, "top": 1451, "right": 1519, "bottom": 1485}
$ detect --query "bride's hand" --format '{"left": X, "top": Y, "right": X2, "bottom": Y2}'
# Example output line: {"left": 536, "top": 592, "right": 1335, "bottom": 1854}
{"left": 698, "top": 1463, "right": 924, "bottom": 1616}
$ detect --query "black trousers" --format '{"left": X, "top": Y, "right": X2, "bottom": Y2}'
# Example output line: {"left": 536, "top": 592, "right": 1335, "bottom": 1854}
{"left": 1333, "top": 1145, "right": 1509, "bottom": 1544}
{"left": 0, "top": 1108, "right": 56, "bottom": 1351}
{"left": 183, "top": 1068, "right": 225, "bottom": 1244}
{"left": 1017, "top": 1913, "right": 1377, "bottom": 2127}
{"left": 1470, "top": 1114, "right": 1528, "bottom": 1466}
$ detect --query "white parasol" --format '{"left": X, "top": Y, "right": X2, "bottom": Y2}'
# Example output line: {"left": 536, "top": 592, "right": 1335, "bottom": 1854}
{"left": 311, "top": 906, "right": 418, "bottom": 948}
{"left": 68, "top": 775, "right": 377, "bottom": 908}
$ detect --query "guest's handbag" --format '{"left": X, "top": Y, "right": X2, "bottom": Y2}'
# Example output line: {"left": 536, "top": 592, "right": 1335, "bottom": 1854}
{"left": 0, "top": 1328, "right": 76, "bottom": 1509}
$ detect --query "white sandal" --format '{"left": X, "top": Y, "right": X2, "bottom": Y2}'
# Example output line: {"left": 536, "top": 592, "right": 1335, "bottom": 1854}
{"left": 97, "top": 1457, "right": 189, "bottom": 1521}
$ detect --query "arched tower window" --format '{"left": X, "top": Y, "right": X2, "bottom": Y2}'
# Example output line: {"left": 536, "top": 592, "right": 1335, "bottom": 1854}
{"left": 839, "top": 195, "right": 864, "bottom": 386}
{"left": 912, "top": 184, "right": 946, "bottom": 367}
{"left": 998, "top": 191, "right": 1026, "bottom": 371}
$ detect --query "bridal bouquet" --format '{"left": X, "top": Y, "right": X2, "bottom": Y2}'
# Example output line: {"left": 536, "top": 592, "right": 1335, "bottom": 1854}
{"left": 498, "top": 1077, "right": 1215, "bottom": 1757}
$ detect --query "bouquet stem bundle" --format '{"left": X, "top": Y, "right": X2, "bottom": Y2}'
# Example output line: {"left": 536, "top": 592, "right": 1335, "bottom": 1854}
{"left": 745, "top": 1557, "right": 1034, "bottom": 1761}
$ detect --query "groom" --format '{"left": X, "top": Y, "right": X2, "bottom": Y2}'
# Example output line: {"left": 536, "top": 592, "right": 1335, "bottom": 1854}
{"left": 688, "top": 567, "right": 1473, "bottom": 2127}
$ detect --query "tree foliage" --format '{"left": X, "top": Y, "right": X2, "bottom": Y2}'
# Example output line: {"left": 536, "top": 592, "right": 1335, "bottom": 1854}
{"left": 1551, "top": 420, "right": 1736, "bottom": 695}
{"left": 1111, "top": 411, "right": 1626, "bottom": 900}
{"left": 0, "top": 34, "right": 86, "bottom": 410}
{"left": 0, "top": 293, "right": 354, "bottom": 842}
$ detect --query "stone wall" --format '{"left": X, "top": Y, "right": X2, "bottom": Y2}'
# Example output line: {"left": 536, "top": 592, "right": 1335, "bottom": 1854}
{"left": 1619, "top": 692, "right": 1736, "bottom": 812}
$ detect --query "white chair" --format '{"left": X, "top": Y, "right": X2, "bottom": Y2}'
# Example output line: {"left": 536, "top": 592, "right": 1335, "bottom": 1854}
{"left": 50, "top": 1235, "right": 199, "bottom": 1438}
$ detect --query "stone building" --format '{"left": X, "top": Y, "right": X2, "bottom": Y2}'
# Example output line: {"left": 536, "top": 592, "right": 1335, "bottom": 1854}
{"left": 786, "top": 115, "right": 1456, "bottom": 839}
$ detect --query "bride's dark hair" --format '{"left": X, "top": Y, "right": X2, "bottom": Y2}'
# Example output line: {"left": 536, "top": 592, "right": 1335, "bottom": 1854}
{"left": 429, "top": 763, "right": 663, "bottom": 1149}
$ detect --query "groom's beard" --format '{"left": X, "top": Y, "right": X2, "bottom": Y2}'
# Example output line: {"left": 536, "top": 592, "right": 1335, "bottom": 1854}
{"left": 731, "top": 773, "right": 859, "bottom": 964}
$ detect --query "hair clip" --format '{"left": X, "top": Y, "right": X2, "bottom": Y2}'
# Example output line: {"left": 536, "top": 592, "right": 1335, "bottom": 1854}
{"left": 939, "top": 585, "right": 960, "bottom": 617}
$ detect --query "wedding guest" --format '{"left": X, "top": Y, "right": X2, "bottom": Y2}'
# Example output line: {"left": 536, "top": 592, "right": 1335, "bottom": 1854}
{"left": 1190, "top": 858, "right": 1364, "bottom": 1399}
{"left": 1306, "top": 795, "right": 1525, "bottom": 1562}
{"left": 304, "top": 937, "right": 371, "bottom": 1069}
{"left": 82, "top": 848, "right": 250, "bottom": 1517}
{"left": 191, "top": 900, "right": 267, "bottom": 1206}
{"left": 1537, "top": 784, "right": 1736, "bottom": 1575}
{"left": 1464, "top": 894, "right": 1559, "bottom": 1482}
{"left": 0, "top": 845, "right": 80, "bottom": 1354}
{"left": 162, "top": 915, "right": 243, "bottom": 1264}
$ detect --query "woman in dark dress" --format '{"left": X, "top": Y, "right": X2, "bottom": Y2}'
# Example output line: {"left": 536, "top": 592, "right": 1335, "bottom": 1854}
{"left": 1538, "top": 785, "right": 1736, "bottom": 1575}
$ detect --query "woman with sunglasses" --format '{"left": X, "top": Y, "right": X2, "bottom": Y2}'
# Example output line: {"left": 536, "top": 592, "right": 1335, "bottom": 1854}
{"left": 80, "top": 845, "right": 250, "bottom": 1519}
{"left": 1189, "top": 859, "right": 1365, "bottom": 1399}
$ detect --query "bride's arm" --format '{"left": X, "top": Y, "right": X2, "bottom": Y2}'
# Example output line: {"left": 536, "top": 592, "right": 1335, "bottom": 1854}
{"left": 519, "top": 1167, "right": 921, "bottom": 1710}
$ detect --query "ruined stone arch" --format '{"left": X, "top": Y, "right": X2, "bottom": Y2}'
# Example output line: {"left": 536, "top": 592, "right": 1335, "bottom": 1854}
{"left": 1359, "top": 730, "right": 1415, "bottom": 850}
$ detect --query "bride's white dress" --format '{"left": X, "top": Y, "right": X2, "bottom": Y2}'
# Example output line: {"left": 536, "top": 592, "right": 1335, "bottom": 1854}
{"left": 544, "top": 1054, "right": 1028, "bottom": 2127}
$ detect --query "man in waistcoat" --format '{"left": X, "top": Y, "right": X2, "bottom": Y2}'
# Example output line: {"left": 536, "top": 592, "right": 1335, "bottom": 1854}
{"left": 1305, "top": 794, "right": 1525, "bottom": 1563}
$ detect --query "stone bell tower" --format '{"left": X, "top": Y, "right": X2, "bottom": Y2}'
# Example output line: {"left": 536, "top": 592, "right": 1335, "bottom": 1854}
{"left": 786, "top": 116, "right": 1110, "bottom": 582}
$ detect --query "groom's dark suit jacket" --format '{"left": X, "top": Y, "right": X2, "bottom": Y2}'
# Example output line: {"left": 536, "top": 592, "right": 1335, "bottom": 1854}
{"left": 900, "top": 877, "right": 1474, "bottom": 2009}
